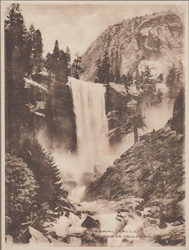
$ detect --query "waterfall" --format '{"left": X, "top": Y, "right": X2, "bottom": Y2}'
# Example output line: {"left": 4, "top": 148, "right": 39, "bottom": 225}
{"left": 68, "top": 77, "right": 109, "bottom": 173}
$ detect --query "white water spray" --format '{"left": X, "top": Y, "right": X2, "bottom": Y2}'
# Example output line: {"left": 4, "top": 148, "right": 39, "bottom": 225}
{"left": 68, "top": 77, "right": 109, "bottom": 173}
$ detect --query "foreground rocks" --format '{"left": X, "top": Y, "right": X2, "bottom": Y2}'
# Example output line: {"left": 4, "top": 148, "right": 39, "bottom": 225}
{"left": 81, "top": 216, "right": 100, "bottom": 229}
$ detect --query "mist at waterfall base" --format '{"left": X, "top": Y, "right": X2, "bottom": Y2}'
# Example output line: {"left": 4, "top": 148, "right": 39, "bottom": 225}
{"left": 37, "top": 77, "right": 132, "bottom": 184}
{"left": 140, "top": 83, "right": 174, "bottom": 135}
{"left": 139, "top": 97, "right": 174, "bottom": 136}
{"left": 32, "top": 80, "right": 175, "bottom": 247}
{"left": 37, "top": 79, "right": 173, "bottom": 189}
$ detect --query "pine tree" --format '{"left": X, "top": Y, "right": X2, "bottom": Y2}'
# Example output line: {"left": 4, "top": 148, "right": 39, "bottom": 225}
{"left": 144, "top": 65, "right": 153, "bottom": 84}
{"left": 125, "top": 72, "right": 133, "bottom": 87}
{"left": 59, "top": 49, "right": 69, "bottom": 81}
{"left": 19, "top": 137, "right": 64, "bottom": 211}
{"left": 166, "top": 64, "right": 176, "bottom": 98}
{"left": 34, "top": 29, "right": 43, "bottom": 72}
{"left": 71, "top": 54, "right": 83, "bottom": 79}
{"left": 52, "top": 40, "right": 60, "bottom": 75}
{"left": 114, "top": 66, "right": 121, "bottom": 83}
{"left": 28, "top": 24, "right": 43, "bottom": 74}
{"left": 110, "top": 69, "right": 114, "bottom": 82}
{"left": 166, "top": 64, "right": 176, "bottom": 88}
{"left": 101, "top": 51, "right": 111, "bottom": 85}
{"left": 133, "top": 66, "right": 141, "bottom": 88}
{"left": 26, "top": 24, "right": 35, "bottom": 75}
{"left": 45, "top": 40, "right": 61, "bottom": 76}
{"left": 130, "top": 112, "right": 146, "bottom": 144}
{"left": 45, "top": 53, "right": 56, "bottom": 74}
{"left": 5, "top": 153, "right": 38, "bottom": 238}
{"left": 166, "top": 63, "right": 184, "bottom": 99}
{"left": 5, "top": 3, "right": 32, "bottom": 148}
{"left": 5, "top": 3, "right": 29, "bottom": 78}
{"left": 53, "top": 40, "right": 60, "bottom": 59}
{"left": 93, "top": 52, "right": 113, "bottom": 85}
{"left": 94, "top": 59, "right": 102, "bottom": 83}
{"left": 66, "top": 46, "right": 71, "bottom": 75}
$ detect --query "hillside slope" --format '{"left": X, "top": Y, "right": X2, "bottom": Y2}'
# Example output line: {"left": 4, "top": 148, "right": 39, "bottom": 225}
{"left": 83, "top": 89, "right": 185, "bottom": 242}
{"left": 81, "top": 11, "right": 183, "bottom": 81}
{"left": 83, "top": 124, "right": 184, "bottom": 203}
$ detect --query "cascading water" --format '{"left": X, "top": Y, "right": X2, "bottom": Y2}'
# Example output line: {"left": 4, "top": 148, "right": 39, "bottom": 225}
{"left": 68, "top": 77, "right": 109, "bottom": 173}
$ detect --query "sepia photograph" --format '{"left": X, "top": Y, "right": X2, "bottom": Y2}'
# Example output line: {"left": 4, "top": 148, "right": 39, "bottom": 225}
{"left": 1, "top": 1, "right": 188, "bottom": 249}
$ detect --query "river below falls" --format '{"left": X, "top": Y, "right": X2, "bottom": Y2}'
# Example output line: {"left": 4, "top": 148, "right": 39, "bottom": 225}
{"left": 40, "top": 186, "right": 174, "bottom": 247}
{"left": 22, "top": 79, "right": 175, "bottom": 248}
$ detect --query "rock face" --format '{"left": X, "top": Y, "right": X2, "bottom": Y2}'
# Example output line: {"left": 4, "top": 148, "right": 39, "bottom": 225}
{"left": 83, "top": 124, "right": 184, "bottom": 204}
{"left": 45, "top": 75, "right": 76, "bottom": 150}
{"left": 81, "top": 11, "right": 183, "bottom": 81}
{"left": 82, "top": 93, "right": 185, "bottom": 246}
{"left": 106, "top": 84, "right": 131, "bottom": 143}
{"left": 81, "top": 216, "right": 100, "bottom": 229}
{"left": 24, "top": 72, "right": 77, "bottom": 151}
{"left": 171, "top": 87, "right": 185, "bottom": 134}
{"left": 83, "top": 91, "right": 185, "bottom": 235}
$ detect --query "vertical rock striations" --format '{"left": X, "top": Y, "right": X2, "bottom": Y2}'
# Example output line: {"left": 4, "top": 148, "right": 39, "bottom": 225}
{"left": 81, "top": 11, "right": 183, "bottom": 81}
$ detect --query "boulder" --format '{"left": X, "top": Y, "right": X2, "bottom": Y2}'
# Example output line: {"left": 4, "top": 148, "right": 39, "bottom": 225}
{"left": 81, "top": 216, "right": 100, "bottom": 229}
{"left": 28, "top": 226, "right": 50, "bottom": 243}
{"left": 81, "top": 232, "right": 107, "bottom": 246}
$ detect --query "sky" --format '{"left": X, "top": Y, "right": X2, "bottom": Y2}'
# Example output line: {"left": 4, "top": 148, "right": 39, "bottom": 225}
{"left": 2, "top": 1, "right": 186, "bottom": 59}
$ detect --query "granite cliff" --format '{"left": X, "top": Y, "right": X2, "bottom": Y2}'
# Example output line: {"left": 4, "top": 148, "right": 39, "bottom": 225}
{"left": 81, "top": 11, "right": 183, "bottom": 81}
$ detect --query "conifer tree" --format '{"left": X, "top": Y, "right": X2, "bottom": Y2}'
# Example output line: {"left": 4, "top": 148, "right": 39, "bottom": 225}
{"left": 5, "top": 4, "right": 67, "bottom": 241}
{"left": 133, "top": 66, "right": 140, "bottom": 87}
{"left": 52, "top": 40, "right": 60, "bottom": 75}
{"left": 130, "top": 112, "right": 146, "bottom": 144}
{"left": 120, "top": 74, "right": 129, "bottom": 92}
{"left": 20, "top": 137, "right": 64, "bottom": 211}
{"left": 166, "top": 63, "right": 183, "bottom": 99}
{"left": 28, "top": 24, "right": 43, "bottom": 74}
{"left": 144, "top": 65, "right": 153, "bottom": 84}
{"left": 45, "top": 52, "right": 56, "bottom": 74}
{"left": 110, "top": 69, "right": 114, "bottom": 82}
{"left": 66, "top": 46, "right": 71, "bottom": 75}
{"left": 71, "top": 54, "right": 83, "bottom": 79}
{"left": 101, "top": 51, "right": 111, "bottom": 85}
{"left": 114, "top": 66, "right": 121, "bottom": 83}
{"left": 94, "top": 59, "right": 103, "bottom": 83}
{"left": 94, "top": 52, "right": 112, "bottom": 85}
{"left": 45, "top": 40, "right": 69, "bottom": 80}
{"left": 59, "top": 49, "right": 69, "bottom": 81}
{"left": 6, "top": 154, "right": 38, "bottom": 238}
{"left": 125, "top": 72, "right": 133, "bottom": 88}
{"left": 53, "top": 40, "right": 60, "bottom": 59}
{"left": 45, "top": 40, "right": 59, "bottom": 75}
{"left": 34, "top": 29, "right": 43, "bottom": 72}
{"left": 5, "top": 3, "right": 31, "bottom": 146}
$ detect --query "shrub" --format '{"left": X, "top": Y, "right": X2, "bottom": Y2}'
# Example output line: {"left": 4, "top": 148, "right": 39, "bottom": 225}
{"left": 5, "top": 153, "right": 38, "bottom": 238}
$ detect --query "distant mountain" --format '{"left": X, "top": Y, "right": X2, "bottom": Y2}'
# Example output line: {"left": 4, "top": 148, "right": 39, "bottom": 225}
{"left": 81, "top": 11, "right": 184, "bottom": 81}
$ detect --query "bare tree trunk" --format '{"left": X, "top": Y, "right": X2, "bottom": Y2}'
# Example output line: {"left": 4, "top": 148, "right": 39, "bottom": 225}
{"left": 134, "top": 125, "right": 138, "bottom": 144}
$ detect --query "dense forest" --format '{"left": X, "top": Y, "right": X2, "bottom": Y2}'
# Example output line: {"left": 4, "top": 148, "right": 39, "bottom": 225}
{"left": 4, "top": 3, "right": 73, "bottom": 241}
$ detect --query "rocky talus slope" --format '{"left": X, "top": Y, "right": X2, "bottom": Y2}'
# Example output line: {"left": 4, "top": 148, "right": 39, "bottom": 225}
{"left": 83, "top": 125, "right": 184, "bottom": 203}
{"left": 82, "top": 89, "right": 185, "bottom": 246}
{"left": 81, "top": 11, "right": 183, "bottom": 81}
